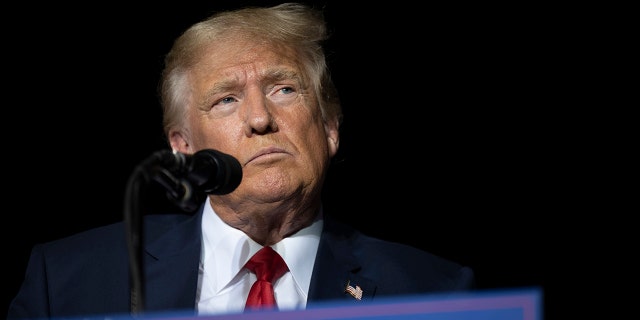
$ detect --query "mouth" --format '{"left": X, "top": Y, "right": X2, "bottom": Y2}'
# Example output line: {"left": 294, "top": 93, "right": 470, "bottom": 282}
{"left": 246, "top": 146, "right": 290, "bottom": 165}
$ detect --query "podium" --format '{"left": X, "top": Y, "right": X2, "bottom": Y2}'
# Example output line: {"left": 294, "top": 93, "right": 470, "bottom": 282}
{"left": 57, "top": 287, "right": 542, "bottom": 320}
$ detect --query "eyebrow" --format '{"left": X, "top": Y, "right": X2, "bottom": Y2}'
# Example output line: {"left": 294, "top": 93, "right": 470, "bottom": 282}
{"left": 260, "top": 68, "right": 302, "bottom": 85}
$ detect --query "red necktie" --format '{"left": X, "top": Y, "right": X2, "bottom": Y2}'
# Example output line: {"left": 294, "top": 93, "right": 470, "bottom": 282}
{"left": 244, "top": 246, "right": 288, "bottom": 311}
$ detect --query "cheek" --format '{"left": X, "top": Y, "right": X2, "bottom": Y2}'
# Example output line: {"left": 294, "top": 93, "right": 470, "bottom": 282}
{"left": 300, "top": 124, "right": 332, "bottom": 164}
{"left": 188, "top": 119, "right": 235, "bottom": 151}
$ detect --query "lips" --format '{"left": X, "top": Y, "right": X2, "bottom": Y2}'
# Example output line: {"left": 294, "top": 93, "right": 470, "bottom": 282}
{"left": 246, "top": 146, "right": 289, "bottom": 164}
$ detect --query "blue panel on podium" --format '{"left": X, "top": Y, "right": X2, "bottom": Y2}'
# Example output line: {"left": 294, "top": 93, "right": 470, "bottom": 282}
{"left": 58, "top": 287, "right": 542, "bottom": 320}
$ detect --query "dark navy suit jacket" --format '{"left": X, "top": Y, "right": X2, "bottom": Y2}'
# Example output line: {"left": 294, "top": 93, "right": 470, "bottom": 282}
{"left": 8, "top": 206, "right": 475, "bottom": 319}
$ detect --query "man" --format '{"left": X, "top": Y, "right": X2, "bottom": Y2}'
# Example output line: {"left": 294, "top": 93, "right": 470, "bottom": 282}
{"left": 8, "top": 3, "right": 475, "bottom": 319}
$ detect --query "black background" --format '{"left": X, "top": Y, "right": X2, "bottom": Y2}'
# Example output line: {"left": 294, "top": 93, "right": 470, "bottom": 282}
{"left": 3, "top": 1, "right": 598, "bottom": 319}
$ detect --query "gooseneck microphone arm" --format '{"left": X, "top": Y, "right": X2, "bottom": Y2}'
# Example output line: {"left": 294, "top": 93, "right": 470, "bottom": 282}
{"left": 123, "top": 149, "right": 242, "bottom": 315}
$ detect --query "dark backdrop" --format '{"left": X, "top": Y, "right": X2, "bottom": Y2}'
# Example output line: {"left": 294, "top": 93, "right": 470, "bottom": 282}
{"left": 3, "top": 1, "right": 577, "bottom": 319}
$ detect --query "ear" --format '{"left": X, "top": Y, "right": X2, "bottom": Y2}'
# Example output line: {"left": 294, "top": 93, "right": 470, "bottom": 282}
{"left": 168, "top": 129, "right": 192, "bottom": 154}
{"left": 324, "top": 118, "right": 340, "bottom": 157}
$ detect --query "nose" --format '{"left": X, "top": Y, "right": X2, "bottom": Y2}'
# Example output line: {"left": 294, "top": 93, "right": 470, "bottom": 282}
{"left": 242, "top": 88, "right": 278, "bottom": 136}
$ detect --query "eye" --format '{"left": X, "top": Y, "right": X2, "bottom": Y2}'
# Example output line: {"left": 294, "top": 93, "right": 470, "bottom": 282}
{"left": 208, "top": 96, "right": 238, "bottom": 112}
{"left": 271, "top": 86, "right": 299, "bottom": 104}
{"left": 279, "top": 86, "right": 295, "bottom": 95}
{"left": 220, "top": 96, "right": 237, "bottom": 105}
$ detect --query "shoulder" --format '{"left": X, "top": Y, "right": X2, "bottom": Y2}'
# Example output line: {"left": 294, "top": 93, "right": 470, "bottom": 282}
{"left": 323, "top": 217, "right": 462, "bottom": 268}
{"left": 37, "top": 213, "right": 196, "bottom": 257}
{"left": 321, "top": 216, "right": 475, "bottom": 291}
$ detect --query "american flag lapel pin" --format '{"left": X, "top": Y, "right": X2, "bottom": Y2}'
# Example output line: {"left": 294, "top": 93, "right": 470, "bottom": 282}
{"left": 344, "top": 280, "right": 363, "bottom": 300}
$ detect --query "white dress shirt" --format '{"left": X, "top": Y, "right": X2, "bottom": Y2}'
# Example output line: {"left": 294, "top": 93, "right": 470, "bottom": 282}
{"left": 196, "top": 200, "right": 323, "bottom": 316}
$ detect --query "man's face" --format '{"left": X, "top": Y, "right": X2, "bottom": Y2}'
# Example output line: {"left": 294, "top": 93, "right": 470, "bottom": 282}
{"left": 169, "top": 39, "right": 339, "bottom": 204}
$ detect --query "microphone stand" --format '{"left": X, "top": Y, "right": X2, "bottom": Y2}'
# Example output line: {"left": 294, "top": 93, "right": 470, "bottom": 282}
{"left": 123, "top": 150, "right": 196, "bottom": 315}
{"left": 123, "top": 160, "right": 146, "bottom": 315}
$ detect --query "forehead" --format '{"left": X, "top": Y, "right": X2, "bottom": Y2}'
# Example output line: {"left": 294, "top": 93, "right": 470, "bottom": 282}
{"left": 193, "top": 38, "right": 303, "bottom": 79}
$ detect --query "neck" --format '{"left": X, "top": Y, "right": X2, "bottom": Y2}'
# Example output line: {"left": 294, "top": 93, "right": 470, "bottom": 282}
{"left": 209, "top": 196, "right": 321, "bottom": 246}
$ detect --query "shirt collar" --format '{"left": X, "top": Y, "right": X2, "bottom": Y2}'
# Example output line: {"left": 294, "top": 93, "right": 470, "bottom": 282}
{"left": 201, "top": 200, "right": 323, "bottom": 294}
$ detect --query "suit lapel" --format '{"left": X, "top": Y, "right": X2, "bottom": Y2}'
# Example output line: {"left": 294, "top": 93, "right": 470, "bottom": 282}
{"left": 307, "top": 216, "right": 377, "bottom": 306}
{"left": 142, "top": 209, "right": 204, "bottom": 312}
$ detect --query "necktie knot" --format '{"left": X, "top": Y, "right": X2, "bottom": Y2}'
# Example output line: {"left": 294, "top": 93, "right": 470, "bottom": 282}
{"left": 245, "top": 246, "right": 288, "bottom": 282}
{"left": 244, "top": 246, "right": 288, "bottom": 310}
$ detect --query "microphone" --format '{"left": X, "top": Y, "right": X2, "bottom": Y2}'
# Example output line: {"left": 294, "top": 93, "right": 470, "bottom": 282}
{"left": 149, "top": 149, "right": 243, "bottom": 211}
